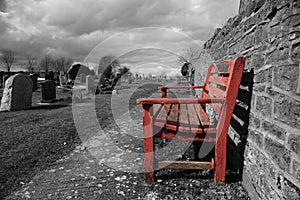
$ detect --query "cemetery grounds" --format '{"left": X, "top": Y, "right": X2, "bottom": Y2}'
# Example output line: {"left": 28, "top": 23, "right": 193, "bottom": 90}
{"left": 0, "top": 80, "right": 249, "bottom": 199}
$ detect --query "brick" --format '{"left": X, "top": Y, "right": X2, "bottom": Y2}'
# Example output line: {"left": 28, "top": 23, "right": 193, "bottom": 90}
{"left": 250, "top": 114, "right": 261, "bottom": 128}
{"left": 253, "top": 85, "right": 266, "bottom": 92}
{"left": 265, "top": 136, "right": 291, "bottom": 170}
{"left": 282, "top": 178, "right": 300, "bottom": 200}
{"left": 263, "top": 157, "right": 278, "bottom": 185}
{"left": 274, "top": 95, "right": 300, "bottom": 129}
{"left": 288, "top": 134, "right": 300, "bottom": 155}
{"left": 243, "top": 33, "right": 256, "bottom": 50}
{"left": 256, "top": 95, "right": 272, "bottom": 117}
{"left": 251, "top": 53, "right": 265, "bottom": 70}
{"left": 266, "top": 48, "right": 280, "bottom": 63}
{"left": 292, "top": 160, "right": 300, "bottom": 182}
{"left": 254, "top": 68, "right": 272, "bottom": 83}
{"left": 254, "top": 25, "right": 269, "bottom": 45}
{"left": 291, "top": 42, "right": 300, "bottom": 60}
{"left": 273, "top": 65, "right": 299, "bottom": 92}
{"left": 249, "top": 129, "right": 264, "bottom": 147}
{"left": 262, "top": 120, "right": 286, "bottom": 140}
{"left": 284, "top": 13, "right": 300, "bottom": 28}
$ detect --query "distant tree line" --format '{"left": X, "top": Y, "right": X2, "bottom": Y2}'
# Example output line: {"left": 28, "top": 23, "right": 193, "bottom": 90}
{"left": 1, "top": 48, "right": 74, "bottom": 74}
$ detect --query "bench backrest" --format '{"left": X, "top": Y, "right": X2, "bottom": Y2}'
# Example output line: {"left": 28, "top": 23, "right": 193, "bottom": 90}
{"left": 201, "top": 57, "right": 246, "bottom": 130}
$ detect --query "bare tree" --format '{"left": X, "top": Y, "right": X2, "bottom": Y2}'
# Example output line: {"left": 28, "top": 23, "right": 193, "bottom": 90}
{"left": 26, "top": 54, "right": 37, "bottom": 73}
{"left": 178, "top": 46, "right": 202, "bottom": 65}
{"left": 98, "top": 55, "right": 119, "bottom": 75}
{"left": 53, "top": 56, "right": 73, "bottom": 73}
{"left": 1, "top": 49, "right": 15, "bottom": 72}
{"left": 40, "top": 55, "right": 52, "bottom": 74}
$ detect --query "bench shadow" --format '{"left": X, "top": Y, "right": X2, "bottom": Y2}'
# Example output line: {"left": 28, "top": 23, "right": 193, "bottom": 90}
{"left": 226, "top": 69, "right": 254, "bottom": 183}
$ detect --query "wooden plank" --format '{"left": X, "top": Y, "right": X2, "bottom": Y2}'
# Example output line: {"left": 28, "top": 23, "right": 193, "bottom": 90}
{"left": 179, "top": 104, "right": 190, "bottom": 126}
{"left": 217, "top": 60, "right": 231, "bottom": 65}
{"left": 193, "top": 104, "right": 212, "bottom": 127}
{"left": 205, "top": 84, "right": 226, "bottom": 98}
{"left": 156, "top": 104, "right": 171, "bottom": 123}
{"left": 157, "top": 161, "right": 214, "bottom": 170}
{"left": 167, "top": 104, "right": 179, "bottom": 126}
{"left": 153, "top": 104, "right": 163, "bottom": 119}
{"left": 137, "top": 97, "right": 225, "bottom": 104}
{"left": 187, "top": 104, "right": 201, "bottom": 128}
{"left": 208, "top": 76, "right": 229, "bottom": 87}
{"left": 159, "top": 85, "right": 204, "bottom": 89}
{"left": 156, "top": 132, "right": 216, "bottom": 142}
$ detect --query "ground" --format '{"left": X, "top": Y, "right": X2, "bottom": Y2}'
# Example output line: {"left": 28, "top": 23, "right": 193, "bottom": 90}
{"left": 0, "top": 81, "right": 250, "bottom": 199}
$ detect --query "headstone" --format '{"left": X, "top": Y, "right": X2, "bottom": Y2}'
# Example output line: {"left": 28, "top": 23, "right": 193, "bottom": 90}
{"left": 0, "top": 73, "right": 3, "bottom": 88}
{"left": 40, "top": 80, "right": 56, "bottom": 103}
{"left": 80, "top": 73, "right": 86, "bottom": 83}
{"left": 2, "top": 75, "right": 10, "bottom": 88}
{"left": 59, "top": 72, "right": 67, "bottom": 87}
{"left": 29, "top": 73, "right": 38, "bottom": 91}
{"left": 0, "top": 74, "right": 33, "bottom": 111}
{"left": 86, "top": 75, "right": 94, "bottom": 93}
{"left": 112, "top": 89, "right": 118, "bottom": 95}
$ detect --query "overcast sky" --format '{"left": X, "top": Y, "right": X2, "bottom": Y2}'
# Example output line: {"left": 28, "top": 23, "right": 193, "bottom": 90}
{"left": 0, "top": 0, "right": 240, "bottom": 73}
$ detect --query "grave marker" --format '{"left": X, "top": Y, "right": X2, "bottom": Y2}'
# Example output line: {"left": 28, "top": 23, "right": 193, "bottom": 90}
{"left": 40, "top": 80, "right": 56, "bottom": 103}
{"left": 0, "top": 74, "right": 33, "bottom": 111}
{"left": 86, "top": 75, "right": 94, "bottom": 93}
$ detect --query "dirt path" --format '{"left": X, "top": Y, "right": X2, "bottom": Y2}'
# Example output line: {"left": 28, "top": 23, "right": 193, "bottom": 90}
{"left": 6, "top": 92, "right": 250, "bottom": 199}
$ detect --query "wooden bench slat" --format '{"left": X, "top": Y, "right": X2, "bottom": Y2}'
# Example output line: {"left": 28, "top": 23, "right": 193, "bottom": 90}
{"left": 157, "top": 161, "right": 214, "bottom": 169}
{"left": 202, "top": 92, "right": 222, "bottom": 115}
{"left": 167, "top": 104, "right": 179, "bottom": 126}
{"left": 156, "top": 132, "right": 217, "bottom": 142}
{"left": 205, "top": 84, "right": 225, "bottom": 98}
{"left": 187, "top": 104, "right": 201, "bottom": 128}
{"left": 208, "top": 76, "right": 229, "bottom": 87}
{"left": 179, "top": 104, "right": 190, "bottom": 126}
{"left": 156, "top": 104, "right": 171, "bottom": 123}
{"left": 193, "top": 104, "right": 212, "bottom": 127}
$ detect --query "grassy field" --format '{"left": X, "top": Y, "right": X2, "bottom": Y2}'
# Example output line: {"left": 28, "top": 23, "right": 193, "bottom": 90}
{"left": 0, "top": 81, "right": 163, "bottom": 198}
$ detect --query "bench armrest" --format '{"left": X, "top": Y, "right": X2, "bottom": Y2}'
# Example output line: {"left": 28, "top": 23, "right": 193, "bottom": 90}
{"left": 136, "top": 97, "right": 225, "bottom": 104}
{"left": 159, "top": 85, "right": 204, "bottom": 90}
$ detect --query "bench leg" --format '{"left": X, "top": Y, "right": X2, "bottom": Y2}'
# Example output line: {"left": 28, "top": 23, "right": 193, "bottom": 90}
{"left": 142, "top": 104, "right": 155, "bottom": 183}
{"left": 214, "top": 131, "right": 227, "bottom": 184}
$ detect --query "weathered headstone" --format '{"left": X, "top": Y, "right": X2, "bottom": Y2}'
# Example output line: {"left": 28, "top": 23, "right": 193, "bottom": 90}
{"left": 0, "top": 73, "right": 3, "bottom": 88}
{"left": 0, "top": 74, "right": 33, "bottom": 111}
{"left": 80, "top": 73, "right": 86, "bottom": 83}
{"left": 40, "top": 80, "right": 56, "bottom": 103}
{"left": 29, "top": 73, "right": 38, "bottom": 91}
{"left": 86, "top": 75, "right": 94, "bottom": 93}
{"left": 2, "top": 75, "right": 10, "bottom": 88}
{"left": 59, "top": 72, "right": 67, "bottom": 87}
{"left": 112, "top": 89, "right": 118, "bottom": 95}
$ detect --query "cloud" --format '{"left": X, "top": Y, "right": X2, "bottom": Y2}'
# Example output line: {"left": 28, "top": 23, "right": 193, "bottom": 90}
{"left": 0, "top": 0, "right": 239, "bottom": 71}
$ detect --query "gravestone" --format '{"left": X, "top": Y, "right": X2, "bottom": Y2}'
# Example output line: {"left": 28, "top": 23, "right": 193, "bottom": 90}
{"left": 29, "top": 73, "right": 38, "bottom": 91}
{"left": 59, "top": 72, "right": 67, "bottom": 87}
{"left": 86, "top": 75, "right": 94, "bottom": 93}
{"left": 40, "top": 80, "right": 56, "bottom": 103}
{"left": 80, "top": 73, "right": 86, "bottom": 83}
{"left": 0, "top": 74, "right": 33, "bottom": 111}
{"left": 0, "top": 73, "right": 3, "bottom": 88}
{"left": 2, "top": 75, "right": 10, "bottom": 88}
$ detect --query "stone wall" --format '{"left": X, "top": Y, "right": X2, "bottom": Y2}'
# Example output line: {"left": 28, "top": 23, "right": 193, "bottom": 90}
{"left": 203, "top": 0, "right": 300, "bottom": 199}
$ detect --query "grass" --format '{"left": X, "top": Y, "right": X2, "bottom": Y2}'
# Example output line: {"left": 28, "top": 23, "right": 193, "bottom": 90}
{"left": 0, "top": 82, "right": 163, "bottom": 198}
{"left": 0, "top": 91, "right": 79, "bottom": 198}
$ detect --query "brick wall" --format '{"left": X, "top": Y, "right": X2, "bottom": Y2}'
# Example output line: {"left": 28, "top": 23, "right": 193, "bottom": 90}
{"left": 202, "top": 0, "right": 300, "bottom": 199}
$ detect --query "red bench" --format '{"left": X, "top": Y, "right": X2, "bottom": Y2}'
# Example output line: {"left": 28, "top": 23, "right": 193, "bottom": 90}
{"left": 137, "top": 57, "right": 246, "bottom": 184}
